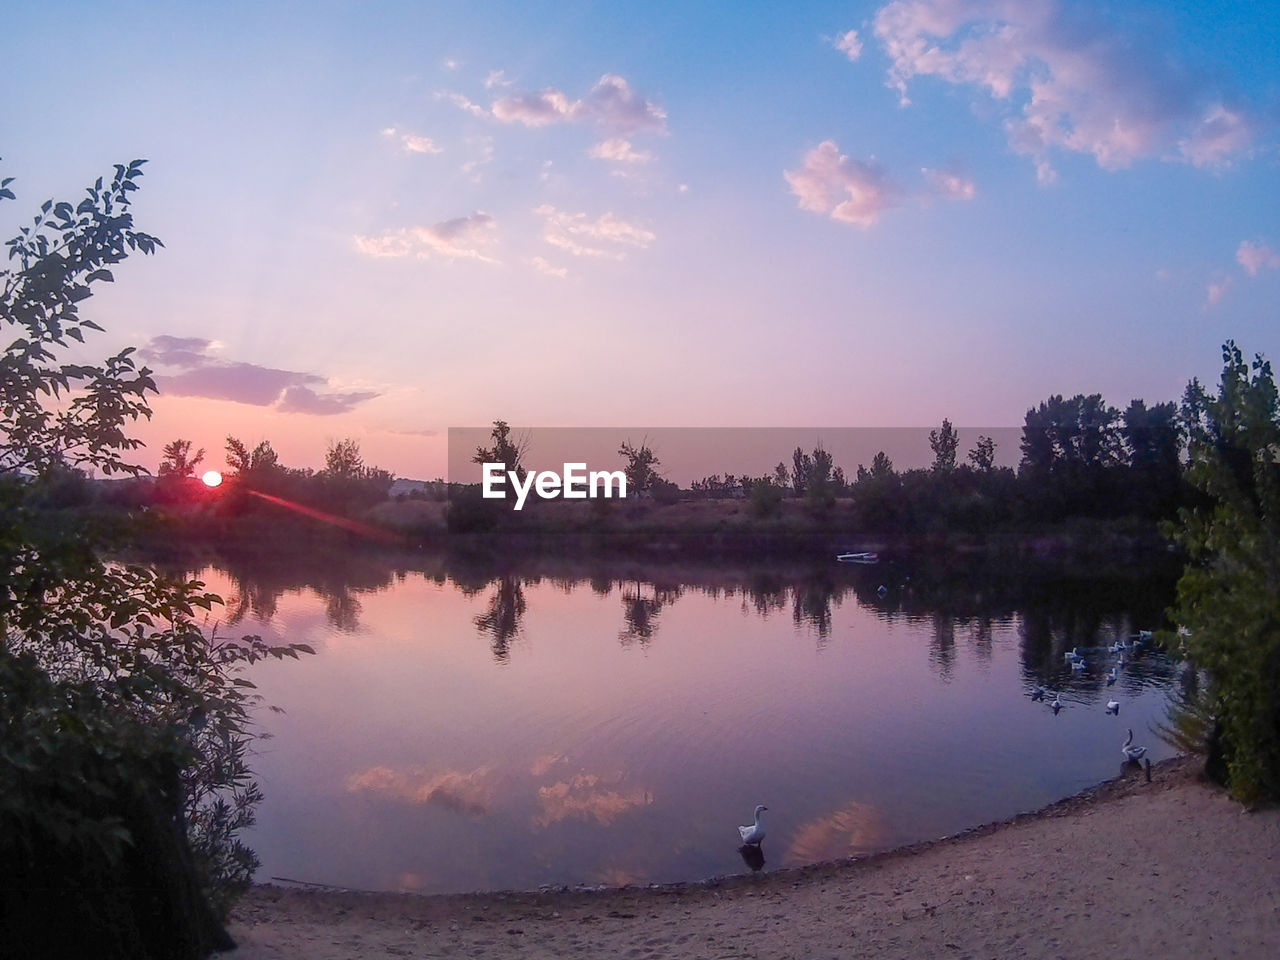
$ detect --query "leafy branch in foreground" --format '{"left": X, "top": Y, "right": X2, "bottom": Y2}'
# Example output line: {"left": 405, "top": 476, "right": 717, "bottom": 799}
{"left": 1167, "top": 341, "right": 1280, "bottom": 803}
{"left": 1, "top": 161, "right": 311, "bottom": 956}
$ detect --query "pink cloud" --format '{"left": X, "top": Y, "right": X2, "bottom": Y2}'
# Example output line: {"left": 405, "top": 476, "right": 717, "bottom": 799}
{"left": 1180, "top": 105, "right": 1254, "bottom": 169}
{"left": 492, "top": 88, "right": 579, "bottom": 126}
{"left": 140, "top": 336, "right": 378, "bottom": 415}
{"left": 589, "top": 137, "right": 652, "bottom": 164}
{"left": 834, "top": 29, "right": 864, "bottom": 61}
{"left": 872, "top": 0, "right": 1257, "bottom": 180}
{"left": 1236, "top": 240, "right": 1280, "bottom": 277}
{"left": 1205, "top": 277, "right": 1232, "bottom": 309}
{"left": 923, "top": 165, "right": 976, "bottom": 199}
{"left": 784, "top": 141, "right": 901, "bottom": 227}
{"left": 533, "top": 204, "right": 655, "bottom": 259}
{"left": 354, "top": 212, "right": 498, "bottom": 262}
{"left": 381, "top": 127, "right": 442, "bottom": 154}
{"left": 490, "top": 74, "right": 666, "bottom": 134}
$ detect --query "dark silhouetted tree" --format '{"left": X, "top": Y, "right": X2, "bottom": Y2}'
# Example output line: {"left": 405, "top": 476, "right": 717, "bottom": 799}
{"left": 967, "top": 434, "right": 997, "bottom": 471}
{"left": 619, "top": 438, "right": 662, "bottom": 495}
{"left": 1169, "top": 341, "right": 1280, "bottom": 803}
{"left": 473, "top": 420, "right": 528, "bottom": 482}
{"left": 158, "top": 438, "right": 204, "bottom": 478}
{"left": 929, "top": 418, "right": 959, "bottom": 473}
{"left": 1, "top": 160, "right": 309, "bottom": 957}
{"left": 323, "top": 437, "right": 363, "bottom": 478}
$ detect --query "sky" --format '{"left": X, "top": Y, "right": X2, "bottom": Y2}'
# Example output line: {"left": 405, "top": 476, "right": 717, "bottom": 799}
{"left": 3, "top": 0, "right": 1278, "bottom": 480}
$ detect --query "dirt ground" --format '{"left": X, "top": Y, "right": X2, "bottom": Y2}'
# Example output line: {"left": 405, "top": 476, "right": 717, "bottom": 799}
{"left": 227, "top": 758, "right": 1280, "bottom": 959}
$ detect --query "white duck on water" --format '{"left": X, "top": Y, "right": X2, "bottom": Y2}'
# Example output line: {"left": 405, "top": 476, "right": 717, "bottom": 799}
{"left": 1122, "top": 728, "right": 1146, "bottom": 762}
{"left": 738, "top": 804, "right": 768, "bottom": 845}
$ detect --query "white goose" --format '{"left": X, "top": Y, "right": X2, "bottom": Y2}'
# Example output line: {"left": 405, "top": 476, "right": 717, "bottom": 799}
{"left": 1106, "top": 667, "right": 1118, "bottom": 686}
{"left": 1064, "top": 647, "right": 1082, "bottom": 662}
{"left": 1106, "top": 700, "right": 1120, "bottom": 715}
{"left": 1122, "top": 729, "right": 1146, "bottom": 762}
{"left": 1050, "top": 694, "right": 1063, "bottom": 715}
{"left": 738, "top": 804, "right": 768, "bottom": 845}
{"left": 1070, "top": 658, "right": 1087, "bottom": 672}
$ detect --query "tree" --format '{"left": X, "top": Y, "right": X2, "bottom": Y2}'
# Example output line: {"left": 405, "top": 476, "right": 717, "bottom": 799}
{"left": 619, "top": 438, "right": 662, "bottom": 495}
{"left": 773, "top": 461, "right": 790, "bottom": 491}
{"left": 967, "top": 434, "right": 997, "bottom": 472}
{"left": 857, "top": 450, "right": 894, "bottom": 482}
{"left": 1122, "top": 399, "right": 1181, "bottom": 471}
{"left": 225, "top": 436, "right": 280, "bottom": 476}
{"left": 1169, "top": 341, "right": 1280, "bottom": 803}
{"left": 791, "top": 446, "right": 812, "bottom": 497}
{"left": 158, "top": 438, "right": 204, "bottom": 478}
{"left": 929, "top": 418, "right": 959, "bottom": 473}
{"left": 324, "top": 437, "right": 363, "bottom": 478}
{"left": 805, "top": 444, "right": 836, "bottom": 512}
{"left": 749, "top": 476, "right": 783, "bottom": 519}
{"left": 473, "top": 420, "right": 528, "bottom": 482}
{"left": 1019, "top": 393, "right": 1120, "bottom": 475}
{"left": 0, "top": 161, "right": 308, "bottom": 956}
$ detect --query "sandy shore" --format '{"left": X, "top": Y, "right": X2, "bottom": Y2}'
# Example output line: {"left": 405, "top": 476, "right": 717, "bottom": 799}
{"left": 227, "top": 758, "right": 1279, "bottom": 959}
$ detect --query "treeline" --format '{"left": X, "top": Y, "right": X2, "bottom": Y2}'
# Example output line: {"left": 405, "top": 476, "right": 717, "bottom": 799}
{"left": 586, "top": 392, "right": 1190, "bottom": 533}
{"left": 39, "top": 434, "right": 397, "bottom": 518}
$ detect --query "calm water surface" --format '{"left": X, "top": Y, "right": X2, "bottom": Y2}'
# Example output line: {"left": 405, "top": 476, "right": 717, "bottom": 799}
{"left": 196, "top": 555, "right": 1181, "bottom": 895}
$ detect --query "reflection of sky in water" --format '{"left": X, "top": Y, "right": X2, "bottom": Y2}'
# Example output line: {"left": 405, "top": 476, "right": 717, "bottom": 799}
{"left": 200, "top": 562, "right": 1181, "bottom": 894}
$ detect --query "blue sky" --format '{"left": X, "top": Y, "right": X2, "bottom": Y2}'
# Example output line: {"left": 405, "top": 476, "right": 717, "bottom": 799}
{"left": 3, "top": 0, "right": 1278, "bottom": 478}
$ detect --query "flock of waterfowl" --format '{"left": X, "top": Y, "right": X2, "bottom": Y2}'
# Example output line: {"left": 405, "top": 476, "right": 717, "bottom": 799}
{"left": 1030, "top": 630, "right": 1155, "bottom": 761}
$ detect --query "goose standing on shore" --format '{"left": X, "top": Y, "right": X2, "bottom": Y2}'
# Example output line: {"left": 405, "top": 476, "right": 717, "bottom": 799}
{"left": 738, "top": 804, "right": 768, "bottom": 845}
{"left": 1106, "top": 667, "right": 1118, "bottom": 686}
{"left": 1106, "top": 700, "right": 1120, "bottom": 715}
{"left": 1051, "top": 694, "right": 1063, "bottom": 715}
{"left": 1122, "top": 729, "right": 1146, "bottom": 762}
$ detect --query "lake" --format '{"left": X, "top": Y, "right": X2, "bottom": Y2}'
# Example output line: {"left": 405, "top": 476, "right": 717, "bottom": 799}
{"left": 193, "top": 552, "right": 1182, "bottom": 895}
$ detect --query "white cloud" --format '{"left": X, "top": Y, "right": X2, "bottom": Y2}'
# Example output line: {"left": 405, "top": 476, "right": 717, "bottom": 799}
{"left": 491, "top": 74, "right": 667, "bottom": 134}
{"left": 923, "top": 165, "right": 976, "bottom": 199}
{"left": 834, "top": 29, "right": 864, "bottom": 61}
{"left": 784, "top": 141, "right": 900, "bottom": 228}
{"left": 484, "top": 69, "right": 513, "bottom": 89}
{"left": 354, "top": 212, "right": 498, "bottom": 262}
{"left": 1205, "top": 277, "right": 1232, "bottom": 308}
{"left": 530, "top": 256, "right": 568, "bottom": 278}
{"left": 436, "top": 91, "right": 488, "bottom": 118}
{"left": 871, "top": 0, "right": 1257, "bottom": 180}
{"left": 1180, "top": 105, "right": 1254, "bottom": 169}
{"left": 492, "top": 87, "right": 579, "bottom": 126}
{"left": 1236, "top": 240, "right": 1280, "bottom": 277}
{"left": 589, "top": 137, "right": 652, "bottom": 164}
{"left": 461, "top": 136, "right": 494, "bottom": 181}
{"left": 583, "top": 74, "right": 668, "bottom": 133}
{"left": 533, "top": 204, "right": 655, "bottom": 259}
{"left": 382, "top": 127, "right": 442, "bottom": 154}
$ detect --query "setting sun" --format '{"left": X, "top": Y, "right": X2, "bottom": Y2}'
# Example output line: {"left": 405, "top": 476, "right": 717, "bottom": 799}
{"left": 201, "top": 470, "right": 223, "bottom": 488}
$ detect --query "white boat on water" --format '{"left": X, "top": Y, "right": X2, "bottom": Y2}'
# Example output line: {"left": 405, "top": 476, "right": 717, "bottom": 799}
{"left": 836, "top": 551, "right": 879, "bottom": 564}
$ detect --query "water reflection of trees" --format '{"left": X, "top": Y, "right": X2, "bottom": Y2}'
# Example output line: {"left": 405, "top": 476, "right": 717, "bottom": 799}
{"left": 473, "top": 576, "right": 527, "bottom": 663}
{"left": 182, "top": 552, "right": 1178, "bottom": 687}
{"left": 618, "top": 581, "right": 683, "bottom": 646}
{"left": 792, "top": 574, "right": 839, "bottom": 639}
{"left": 191, "top": 551, "right": 405, "bottom": 633}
